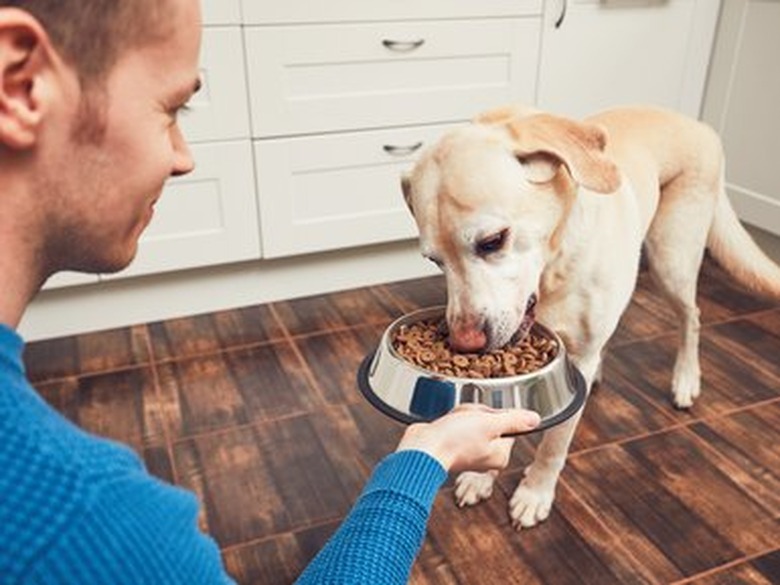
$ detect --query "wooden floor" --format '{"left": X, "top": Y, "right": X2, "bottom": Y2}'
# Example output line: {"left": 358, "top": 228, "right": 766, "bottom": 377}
{"left": 24, "top": 257, "right": 780, "bottom": 584}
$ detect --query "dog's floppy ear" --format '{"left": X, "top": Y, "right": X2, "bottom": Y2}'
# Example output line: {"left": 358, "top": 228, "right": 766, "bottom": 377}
{"left": 506, "top": 113, "right": 621, "bottom": 194}
{"left": 400, "top": 172, "right": 415, "bottom": 216}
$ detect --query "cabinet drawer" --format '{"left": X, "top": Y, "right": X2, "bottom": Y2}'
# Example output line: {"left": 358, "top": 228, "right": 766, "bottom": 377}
{"left": 180, "top": 28, "right": 250, "bottom": 143}
{"left": 255, "top": 123, "right": 462, "bottom": 258}
{"left": 241, "top": 0, "right": 542, "bottom": 24}
{"left": 105, "top": 141, "right": 260, "bottom": 280}
{"left": 245, "top": 18, "right": 540, "bottom": 137}
{"left": 202, "top": 0, "right": 241, "bottom": 25}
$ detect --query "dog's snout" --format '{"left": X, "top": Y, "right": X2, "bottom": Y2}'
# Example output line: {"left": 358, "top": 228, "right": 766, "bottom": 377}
{"left": 449, "top": 326, "right": 488, "bottom": 353}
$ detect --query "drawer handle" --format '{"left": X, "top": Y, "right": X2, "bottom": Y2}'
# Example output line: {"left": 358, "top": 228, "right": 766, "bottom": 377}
{"left": 383, "top": 142, "right": 423, "bottom": 156}
{"left": 555, "top": 0, "right": 568, "bottom": 29}
{"left": 382, "top": 39, "right": 425, "bottom": 52}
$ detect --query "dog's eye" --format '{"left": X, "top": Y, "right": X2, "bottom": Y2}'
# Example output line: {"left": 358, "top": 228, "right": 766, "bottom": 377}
{"left": 476, "top": 230, "right": 508, "bottom": 257}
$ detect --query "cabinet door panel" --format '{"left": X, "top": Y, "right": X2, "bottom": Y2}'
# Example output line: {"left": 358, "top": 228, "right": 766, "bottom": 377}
{"left": 105, "top": 141, "right": 260, "bottom": 280}
{"left": 255, "top": 124, "right": 462, "bottom": 258}
{"left": 246, "top": 19, "right": 540, "bottom": 137}
{"left": 537, "top": 0, "right": 719, "bottom": 119}
{"left": 241, "top": 0, "right": 542, "bottom": 23}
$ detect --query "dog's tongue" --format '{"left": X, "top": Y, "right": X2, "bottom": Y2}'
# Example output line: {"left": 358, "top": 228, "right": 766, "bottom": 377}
{"left": 513, "top": 293, "right": 537, "bottom": 343}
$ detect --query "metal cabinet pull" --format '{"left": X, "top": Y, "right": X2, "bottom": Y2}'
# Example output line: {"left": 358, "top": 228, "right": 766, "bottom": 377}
{"left": 555, "top": 0, "right": 568, "bottom": 28}
{"left": 382, "top": 39, "right": 425, "bottom": 52}
{"left": 383, "top": 142, "right": 423, "bottom": 156}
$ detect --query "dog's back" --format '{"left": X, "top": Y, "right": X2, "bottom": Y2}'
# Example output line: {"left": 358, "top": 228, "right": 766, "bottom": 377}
{"left": 588, "top": 106, "right": 780, "bottom": 301}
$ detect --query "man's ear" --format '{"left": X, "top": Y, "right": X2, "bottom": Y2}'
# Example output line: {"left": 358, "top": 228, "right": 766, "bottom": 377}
{"left": 0, "top": 9, "right": 54, "bottom": 150}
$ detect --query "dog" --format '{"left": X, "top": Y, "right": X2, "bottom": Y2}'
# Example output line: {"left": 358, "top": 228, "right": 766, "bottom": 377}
{"left": 400, "top": 104, "right": 780, "bottom": 530}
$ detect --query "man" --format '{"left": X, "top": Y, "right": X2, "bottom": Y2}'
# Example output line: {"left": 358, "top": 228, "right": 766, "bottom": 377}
{"left": 0, "top": 1, "right": 540, "bottom": 583}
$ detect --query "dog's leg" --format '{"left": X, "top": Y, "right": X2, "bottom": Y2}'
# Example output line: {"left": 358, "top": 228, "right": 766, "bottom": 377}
{"left": 648, "top": 259, "right": 703, "bottom": 409}
{"left": 669, "top": 299, "right": 702, "bottom": 410}
{"left": 508, "top": 353, "right": 599, "bottom": 530}
{"left": 508, "top": 410, "right": 582, "bottom": 529}
{"left": 645, "top": 184, "right": 711, "bottom": 409}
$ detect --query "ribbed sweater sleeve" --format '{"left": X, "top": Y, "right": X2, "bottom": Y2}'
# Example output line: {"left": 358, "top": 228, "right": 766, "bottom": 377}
{"left": 295, "top": 450, "right": 448, "bottom": 585}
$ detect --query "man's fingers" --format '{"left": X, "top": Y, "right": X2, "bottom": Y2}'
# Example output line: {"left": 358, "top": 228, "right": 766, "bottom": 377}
{"left": 448, "top": 404, "right": 541, "bottom": 435}
{"left": 494, "top": 409, "right": 541, "bottom": 435}
{"left": 489, "top": 437, "right": 516, "bottom": 468}
{"left": 451, "top": 403, "right": 495, "bottom": 414}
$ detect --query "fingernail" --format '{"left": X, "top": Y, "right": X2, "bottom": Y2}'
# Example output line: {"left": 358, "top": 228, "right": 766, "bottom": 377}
{"left": 521, "top": 410, "right": 541, "bottom": 426}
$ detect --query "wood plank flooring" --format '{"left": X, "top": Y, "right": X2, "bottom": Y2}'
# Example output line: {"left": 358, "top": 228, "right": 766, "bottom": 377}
{"left": 24, "top": 257, "right": 780, "bottom": 584}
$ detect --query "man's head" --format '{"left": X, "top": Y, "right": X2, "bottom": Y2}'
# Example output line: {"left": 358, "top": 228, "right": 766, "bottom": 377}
{"left": 0, "top": 0, "right": 202, "bottom": 290}
{"left": 0, "top": 0, "right": 174, "bottom": 85}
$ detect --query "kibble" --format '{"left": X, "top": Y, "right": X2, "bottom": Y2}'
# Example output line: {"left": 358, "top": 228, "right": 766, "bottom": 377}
{"left": 391, "top": 318, "right": 558, "bottom": 378}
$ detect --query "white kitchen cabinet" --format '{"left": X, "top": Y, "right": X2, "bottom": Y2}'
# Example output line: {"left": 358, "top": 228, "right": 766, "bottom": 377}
{"left": 255, "top": 123, "right": 462, "bottom": 258}
{"left": 240, "top": 0, "right": 542, "bottom": 23}
{"left": 536, "top": 0, "right": 721, "bottom": 119}
{"left": 701, "top": 0, "right": 780, "bottom": 237}
{"left": 104, "top": 141, "right": 259, "bottom": 280}
{"left": 247, "top": 6, "right": 542, "bottom": 257}
{"left": 245, "top": 18, "right": 541, "bottom": 137}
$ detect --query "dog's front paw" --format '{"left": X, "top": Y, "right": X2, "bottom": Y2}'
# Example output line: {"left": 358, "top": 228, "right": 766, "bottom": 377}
{"left": 671, "top": 361, "right": 701, "bottom": 409}
{"left": 454, "top": 471, "right": 497, "bottom": 507}
{"left": 508, "top": 481, "right": 555, "bottom": 530}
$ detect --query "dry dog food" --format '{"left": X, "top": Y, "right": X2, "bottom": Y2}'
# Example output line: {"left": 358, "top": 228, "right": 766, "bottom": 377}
{"left": 391, "top": 319, "right": 558, "bottom": 378}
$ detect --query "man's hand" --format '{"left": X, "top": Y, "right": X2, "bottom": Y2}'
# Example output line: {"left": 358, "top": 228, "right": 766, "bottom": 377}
{"left": 395, "top": 404, "right": 540, "bottom": 473}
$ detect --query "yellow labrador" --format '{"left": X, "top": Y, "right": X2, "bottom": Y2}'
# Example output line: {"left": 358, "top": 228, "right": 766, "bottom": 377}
{"left": 401, "top": 105, "right": 780, "bottom": 530}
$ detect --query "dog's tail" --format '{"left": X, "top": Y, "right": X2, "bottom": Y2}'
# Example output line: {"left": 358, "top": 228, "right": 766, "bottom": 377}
{"left": 706, "top": 175, "right": 780, "bottom": 299}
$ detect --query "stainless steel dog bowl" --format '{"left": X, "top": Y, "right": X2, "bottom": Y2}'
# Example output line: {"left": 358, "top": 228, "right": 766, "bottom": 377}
{"left": 357, "top": 306, "right": 586, "bottom": 434}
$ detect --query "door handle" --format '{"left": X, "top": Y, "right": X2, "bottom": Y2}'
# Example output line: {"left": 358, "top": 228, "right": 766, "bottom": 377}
{"left": 555, "top": 0, "right": 568, "bottom": 28}
{"left": 383, "top": 142, "right": 423, "bottom": 156}
{"left": 382, "top": 39, "right": 426, "bottom": 52}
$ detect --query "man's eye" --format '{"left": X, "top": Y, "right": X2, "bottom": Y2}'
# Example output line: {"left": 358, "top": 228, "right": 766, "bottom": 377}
{"left": 476, "top": 229, "right": 508, "bottom": 257}
{"left": 425, "top": 256, "right": 443, "bottom": 269}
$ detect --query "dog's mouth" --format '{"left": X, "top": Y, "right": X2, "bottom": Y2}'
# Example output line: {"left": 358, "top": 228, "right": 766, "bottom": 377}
{"left": 512, "top": 293, "right": 538, "bottom": 344}
{"left": 442, "top": 293, "right": 539, "bottom": 352}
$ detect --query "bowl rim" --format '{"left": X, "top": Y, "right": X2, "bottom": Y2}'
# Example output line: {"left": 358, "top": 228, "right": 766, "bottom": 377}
{"left": 356, "top": 350, "right": 587, "bottom": 435}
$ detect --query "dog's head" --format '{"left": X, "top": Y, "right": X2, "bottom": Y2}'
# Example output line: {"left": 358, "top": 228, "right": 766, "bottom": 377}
{"left": 402, "top": 106, "right": 621, "bottom": 352}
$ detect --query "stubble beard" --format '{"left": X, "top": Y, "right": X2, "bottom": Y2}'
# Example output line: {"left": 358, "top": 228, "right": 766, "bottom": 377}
{"left": 39, "top": 90, "right": 138, "bottom": 277}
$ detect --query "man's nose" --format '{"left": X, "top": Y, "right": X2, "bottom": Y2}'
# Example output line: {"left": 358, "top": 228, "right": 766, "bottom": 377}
{"left": 171, "top": 127, "right": 195, "bottom": 177}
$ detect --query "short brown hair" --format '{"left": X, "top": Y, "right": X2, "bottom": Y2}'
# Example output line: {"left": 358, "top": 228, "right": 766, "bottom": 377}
{"left": 0, "top": 0, "right": 171, "bottom": 84}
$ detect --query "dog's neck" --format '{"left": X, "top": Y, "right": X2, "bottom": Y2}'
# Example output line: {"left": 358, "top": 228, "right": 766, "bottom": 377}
{"left": 539, "top": 190, "right": 602, "bottom": 301}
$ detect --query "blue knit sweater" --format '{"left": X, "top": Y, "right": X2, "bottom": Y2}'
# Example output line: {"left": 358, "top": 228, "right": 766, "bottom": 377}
{"left": 0, "top": 324, "right": 447, "bottom": 584}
